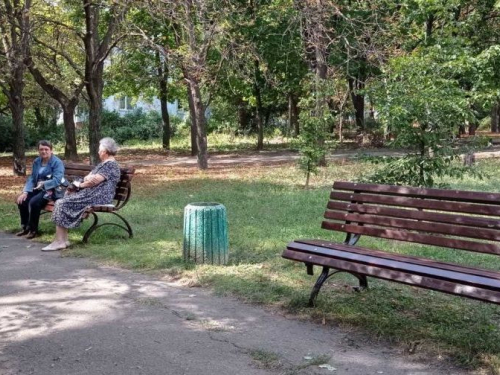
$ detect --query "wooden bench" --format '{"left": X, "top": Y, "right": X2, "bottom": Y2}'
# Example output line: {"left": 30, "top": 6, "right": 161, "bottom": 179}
{"left": 282, "top": 181, "right": 500, "bottom": 306}
{"left": 44, "top": 162, "right": 136, "bottom": 243}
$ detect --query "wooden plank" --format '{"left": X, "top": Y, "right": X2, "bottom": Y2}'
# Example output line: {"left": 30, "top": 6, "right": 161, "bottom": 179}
{"left": 324, "top": 211, "right": 500, "bottom": 241}
{"left": 284, "top": 243, "right": 500, "bottom": 289}
{"left": 333, "top": 181, "right": 500, "bottom": 204}
{"left": 293, "top": 239, "right": 500, "bottom": 280}
{"left": 330, "top": 191, "right": 500, "bottom": 216}
{"left": 326, "top": 201, "right": 500, "bottom": 230}
{"left": 282, "top": 249, "right": 500, "bottom": 303}
{"left": 321, "top": 222, "right": 500, "bottom": 255}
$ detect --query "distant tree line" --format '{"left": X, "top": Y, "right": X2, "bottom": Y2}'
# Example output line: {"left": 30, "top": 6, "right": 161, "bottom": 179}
{"left": 1, "top": 0, "right": 499, "bottom": 179}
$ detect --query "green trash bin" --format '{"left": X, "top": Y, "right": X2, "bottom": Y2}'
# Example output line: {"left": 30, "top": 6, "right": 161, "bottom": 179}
{"left": 183, "top": 202, "right": 228, "bottom": 265}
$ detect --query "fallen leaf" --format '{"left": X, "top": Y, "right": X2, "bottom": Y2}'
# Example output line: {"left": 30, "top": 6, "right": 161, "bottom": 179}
{"left": 318, "top": 364, "right": 337, "bottom": 371}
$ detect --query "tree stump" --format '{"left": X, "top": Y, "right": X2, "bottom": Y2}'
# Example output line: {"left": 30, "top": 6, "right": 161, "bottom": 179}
{"left": 183, "top": 203, "right": 228, "bottom": 265}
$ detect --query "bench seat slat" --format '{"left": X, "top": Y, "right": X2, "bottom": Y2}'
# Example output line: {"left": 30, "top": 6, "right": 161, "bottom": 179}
{"left": 283, "top": 248, "right": 500, "bottom": 304}
{"left": 324, "top": 211, "right": 500, "bottom": 241}
{"left": 294, "top": 239, "right": 500, "bottom": 280}
{"left": 286, "top": 241, "right": 500, "bottom": 290}
{"left": 321, "top": 222, "right": 500, "bottom": 255}
{"left": 327, "top": 201, "right": 500, "bottom": 230}
{"left": 331, "top": 191, "right": 500, "bottom": 216}
{"left": 334, "top": 181, "right": 500, "bottom": 204}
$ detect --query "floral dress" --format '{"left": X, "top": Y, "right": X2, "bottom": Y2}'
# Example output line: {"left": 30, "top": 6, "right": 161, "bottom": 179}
{"left": 52, "top": 160, "right": 121, "bottom": 229}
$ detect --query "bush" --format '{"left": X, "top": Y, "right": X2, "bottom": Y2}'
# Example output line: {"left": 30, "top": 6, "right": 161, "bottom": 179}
{"left": 79, "top": 109, "right": 178, "bottom": 145}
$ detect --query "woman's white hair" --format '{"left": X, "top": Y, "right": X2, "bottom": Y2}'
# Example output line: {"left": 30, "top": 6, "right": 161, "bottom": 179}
{"left": 99, "top": 137, "right": 119, "bottom": 156}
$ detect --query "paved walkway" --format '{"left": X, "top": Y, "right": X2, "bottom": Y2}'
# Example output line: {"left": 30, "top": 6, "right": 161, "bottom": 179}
{"left": 0, "top": 232, "right": 468, "bottom": 375}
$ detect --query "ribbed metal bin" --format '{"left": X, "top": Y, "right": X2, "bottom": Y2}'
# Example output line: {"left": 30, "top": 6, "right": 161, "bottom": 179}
{"left": 183, "top": 203, "right": 228, "bottom": 265}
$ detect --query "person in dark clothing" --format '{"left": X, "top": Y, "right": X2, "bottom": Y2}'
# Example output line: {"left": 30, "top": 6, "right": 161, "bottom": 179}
{"left": 16, "top": 140, "right": 65, "bottom": 239}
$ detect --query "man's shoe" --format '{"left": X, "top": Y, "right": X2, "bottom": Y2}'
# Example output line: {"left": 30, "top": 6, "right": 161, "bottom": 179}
{"left": 15, "top": 229, "right": 29, "bottom": 236}
{"left": 26, "top": 231, "right": 38, "bottom": 239}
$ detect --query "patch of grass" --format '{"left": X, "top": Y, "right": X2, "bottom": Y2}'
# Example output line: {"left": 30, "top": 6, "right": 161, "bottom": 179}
{"left": 1, "top": 149, "right": 500, "bottom": 371}
{"left": 249, "top": 348, "right": 283, "bottom": 370}
{"left": 121, "top": 133, "right": 295, "bottom": 154}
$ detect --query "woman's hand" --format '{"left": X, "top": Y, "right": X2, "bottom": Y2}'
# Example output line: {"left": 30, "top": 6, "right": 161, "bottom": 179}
{"left": 16, "top": 192, "right": 28, "bottom": 204}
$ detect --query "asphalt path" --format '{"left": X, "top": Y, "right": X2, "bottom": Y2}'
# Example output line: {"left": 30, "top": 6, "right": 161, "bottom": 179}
{"left": 0, "top": 232, "right": 470, "bottom": 375}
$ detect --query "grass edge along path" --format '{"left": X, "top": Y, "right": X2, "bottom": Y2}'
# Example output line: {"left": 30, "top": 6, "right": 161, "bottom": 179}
{"left": 1, "top": 158, "right": 500, "bottom": 373}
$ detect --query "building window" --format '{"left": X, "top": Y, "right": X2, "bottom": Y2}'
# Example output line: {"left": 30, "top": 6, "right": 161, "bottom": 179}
{"left": 119, "top": 96, "right": 134, "bottom": 111}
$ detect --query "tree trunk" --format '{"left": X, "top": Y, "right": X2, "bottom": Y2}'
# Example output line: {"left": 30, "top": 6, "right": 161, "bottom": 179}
{"left": 468, "top": 122, "right": 477, "bottom": 136}
{"left": 237, "top": 99, "right": 250, "bottom": 131}
{"left": 186, "top": 85, "right": 198, "bottom": 156}
{"left": 160, "top": 85, "right": 171, "bottom": 151}
{"left": 1, "top": 0, "right": 31, "bottom": 176}
{"left": 348, "top": 77, "right": 365, "bottom": 133}
{"left": 254, "top": 84, "right": 264, "bottom": 151}
{"left": 254, "top": 85, "right": 264, "bottom": 151}
{"left": 491, "top": 102, "right": 499, "bottom": 133}
{"left": 315, "top": 38, "right": 327, "bottom": 167}
{"left": 289, "top": 93, "right": 299, "bottom": 137}
{"left": 9, "top": 88, "right": 26, "bottom": 176}
{"left": 82, "top": 0, "right": 127, "bottom": 164}
{"left": 87, "top": 76, "right": 103, "bottom": 165}
{"left": 253, "top": 60, "right": 264, "bottom": 151}
{"left": 189, "top": 81, "right": 208, "bottom": 169}
{"left": 62, "top": 106, "right": 79, "bottom": 161}
{"left": 156, "top": 51, "right": 170, "bottom": 150}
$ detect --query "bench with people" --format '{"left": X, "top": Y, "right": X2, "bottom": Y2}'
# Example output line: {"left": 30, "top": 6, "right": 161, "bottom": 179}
{"left": 15, "top": 138, "right": 135, "bottom": 251}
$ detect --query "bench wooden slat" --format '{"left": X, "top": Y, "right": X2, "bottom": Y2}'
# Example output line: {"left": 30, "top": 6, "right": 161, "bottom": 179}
{"left": 283, "top": 248, "right": 500, "bottom": 303}
{"left": 294, "top": 239, "right": 500, "bottom": 280}
{"left": 334, "top": 181, "right": 500, "bottom": 204}
{"left": 321, "top": 221, "right": 500, "bottom": 255}
{"left": 286, "top": 242, "right": 500, "bottom": 290}
{"left": 324, "top": 211, "right": 500, "bottom": 241}
{"left": 331, "top": 191, "right": 500, "bottom": 216}
{"left": 327, "top": 201, "right": 500, "bottom": 230}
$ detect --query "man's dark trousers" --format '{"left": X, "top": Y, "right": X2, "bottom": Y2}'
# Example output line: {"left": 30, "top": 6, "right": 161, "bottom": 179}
{"left": 18, "top": 190, "right": 47, "bottom": 232}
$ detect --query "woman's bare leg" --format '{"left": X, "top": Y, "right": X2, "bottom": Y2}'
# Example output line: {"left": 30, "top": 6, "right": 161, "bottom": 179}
{"left": 55, "top": 226, "right": 68, "bottom": 244}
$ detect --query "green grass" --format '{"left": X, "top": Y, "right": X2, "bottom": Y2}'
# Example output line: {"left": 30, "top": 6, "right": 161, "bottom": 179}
{"left": 1, "top": 155, "right": 500, "bottom": 371}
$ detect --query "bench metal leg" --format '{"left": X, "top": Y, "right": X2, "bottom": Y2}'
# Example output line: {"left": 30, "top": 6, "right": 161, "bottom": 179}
{"left": 309, "top": 266, "right": 331, "bottom": 307}
{"left": 308, "top": 266, "right": 368, "bottom": 307}
{"left": 82, "top": 212, "right": 99, "bottom": 243}
{"left": 82, "top": 212, "right": 134, "bottom": 243}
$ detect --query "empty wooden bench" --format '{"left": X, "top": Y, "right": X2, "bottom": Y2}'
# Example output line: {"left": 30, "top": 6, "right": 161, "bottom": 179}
{"left": 282, "top": 181, "right": 500, "bottom": 306}
{"left": 44, "top": 162, "right": 135, "bottom": 243}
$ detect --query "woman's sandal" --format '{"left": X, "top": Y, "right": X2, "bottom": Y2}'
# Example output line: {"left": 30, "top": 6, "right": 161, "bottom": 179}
{"left": 41, "top": 243, "right": 67, "bottom": 252}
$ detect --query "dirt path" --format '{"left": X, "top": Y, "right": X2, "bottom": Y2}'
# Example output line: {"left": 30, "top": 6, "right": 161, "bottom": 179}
{"left": 0, "top": 232, "right": 469, "bottom": 375}
{"left": 119, "top": 146, "right": 500, "bottom": 169}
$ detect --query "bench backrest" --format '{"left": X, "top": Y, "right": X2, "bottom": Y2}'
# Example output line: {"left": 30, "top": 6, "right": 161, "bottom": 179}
{"left": 323, "top": 181, "right": 500, "bottom": 256}
{"left": 64, "top": 162, "right": 135, "bottom": 210}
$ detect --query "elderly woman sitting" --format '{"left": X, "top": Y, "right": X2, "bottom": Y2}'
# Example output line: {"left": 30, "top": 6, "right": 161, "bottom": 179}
{"left": 42, "top": 137, "right": 121, "bottom": 251}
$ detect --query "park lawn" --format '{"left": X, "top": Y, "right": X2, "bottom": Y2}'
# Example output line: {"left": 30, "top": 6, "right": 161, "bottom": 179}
{"left": 1, "top": 153, "right": 500, "bottom": 372}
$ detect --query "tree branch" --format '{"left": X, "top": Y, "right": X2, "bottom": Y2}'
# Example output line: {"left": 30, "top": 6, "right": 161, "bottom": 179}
{"left": 32, "top": 36, "right": 84, "bottom": 78}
